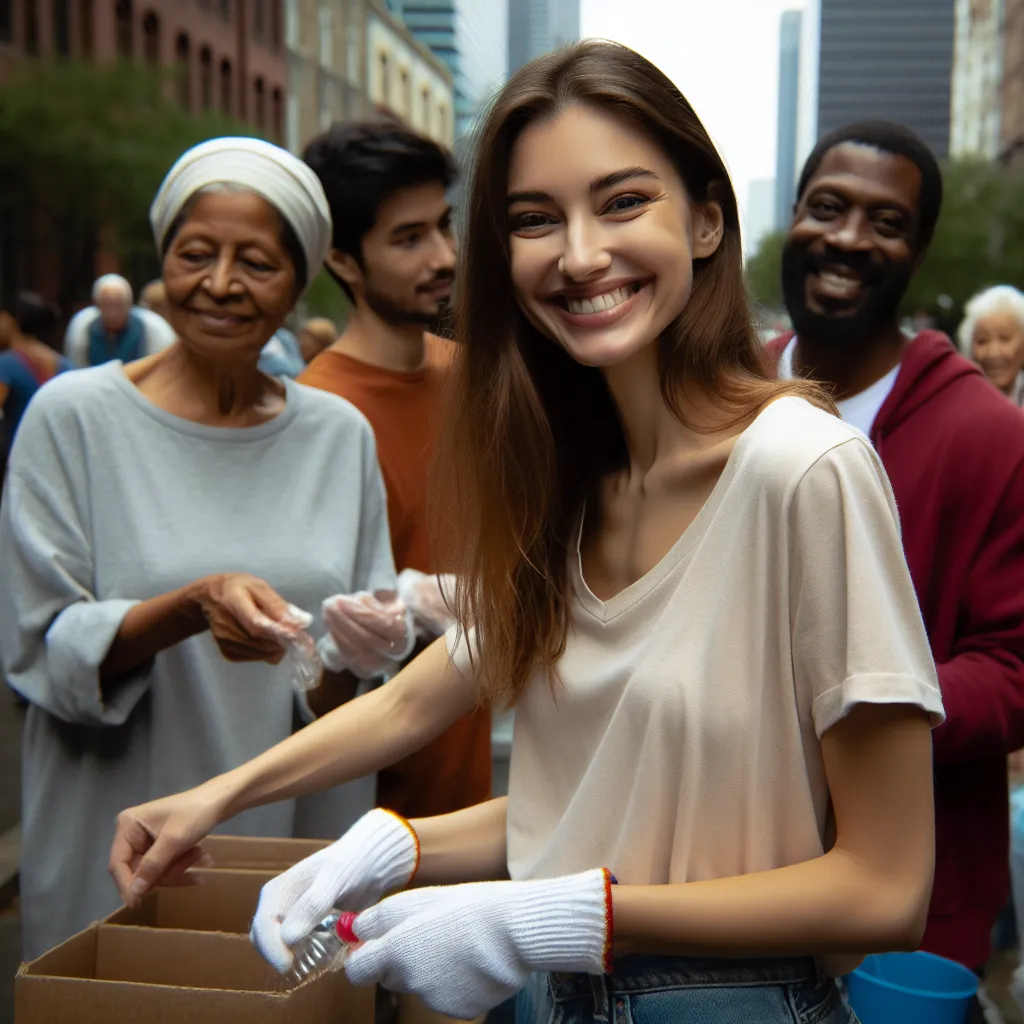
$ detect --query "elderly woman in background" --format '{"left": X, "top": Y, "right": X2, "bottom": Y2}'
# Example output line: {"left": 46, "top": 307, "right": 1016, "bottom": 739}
{"left": 0, "top": 137, "right": 411, "bottom": 960}
{"left": 959, "top": 284, "right": 1024, "bottom": 406}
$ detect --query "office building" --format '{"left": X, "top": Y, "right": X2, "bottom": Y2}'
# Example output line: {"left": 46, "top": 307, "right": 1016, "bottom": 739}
{"left": 950, "top": 0, "right": 1024, "bottom": 164}
{"left": 508, "top": 0, "right": 579, "bottom": 74}
{"left": 389, "top": 0, "right": 508, "bottom": 135}
{"left": 815, "top": 0, "right": 956, "bottom": 158}
{"left": 774, "top": 10, "right": 802, "bottom": 228}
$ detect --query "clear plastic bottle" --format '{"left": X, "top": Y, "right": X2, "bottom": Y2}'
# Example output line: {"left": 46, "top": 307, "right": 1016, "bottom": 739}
{"left": 287, "top": 911, "right": 359, "bottom": 986}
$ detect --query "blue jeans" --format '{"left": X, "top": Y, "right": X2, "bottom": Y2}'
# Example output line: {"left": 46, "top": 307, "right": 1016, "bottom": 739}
{"left": 515, "top": 955, "right": 860, "bottom": 1024}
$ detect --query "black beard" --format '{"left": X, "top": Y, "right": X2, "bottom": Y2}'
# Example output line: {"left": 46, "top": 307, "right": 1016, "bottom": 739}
{"left": 781, "top": 240, "right": 913, "bottom": 346}
{"left": 364, "top": 283, "right": 452, "bottom": 331}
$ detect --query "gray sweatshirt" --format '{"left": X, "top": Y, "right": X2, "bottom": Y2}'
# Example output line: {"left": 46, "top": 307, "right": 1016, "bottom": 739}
{"left": 0, "top": 362, "right": 397, "bottom": 959}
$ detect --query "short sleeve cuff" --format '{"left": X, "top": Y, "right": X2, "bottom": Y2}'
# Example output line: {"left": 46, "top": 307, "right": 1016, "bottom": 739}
{"left": 812, "top": 672, "right": 946, "bottom": 738}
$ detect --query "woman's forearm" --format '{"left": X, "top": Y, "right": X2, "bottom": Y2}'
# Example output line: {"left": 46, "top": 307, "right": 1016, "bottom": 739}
{"left": 209, "top": 637, "right": 476, "bottom": 822}
{"left": 100, "top": 580, "right": 208, "bottom": 682}
{"left": 413, "top": 797, "right": 509, "bottom": 886}
{"left": 613, "top": 845, "right": 931, "bottom": 959}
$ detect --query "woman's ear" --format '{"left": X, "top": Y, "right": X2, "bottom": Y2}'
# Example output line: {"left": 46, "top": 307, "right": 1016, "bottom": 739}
{"left": 692, "top": 201, "right": 725, "bottom": 260}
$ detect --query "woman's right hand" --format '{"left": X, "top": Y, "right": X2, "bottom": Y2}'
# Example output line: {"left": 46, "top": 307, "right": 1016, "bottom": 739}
{"left": 109, "top": 783, "right": 227, "bottom": 908}
{"left": 250, "top": 808, "right": 420, "bottom": 972}
{"left": 195, "top": 573, "right": 307, "bottom": 664}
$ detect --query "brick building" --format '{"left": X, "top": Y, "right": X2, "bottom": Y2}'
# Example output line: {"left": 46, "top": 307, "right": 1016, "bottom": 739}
{"left": 0, "top": 0, "right": 286, "bottom": 138}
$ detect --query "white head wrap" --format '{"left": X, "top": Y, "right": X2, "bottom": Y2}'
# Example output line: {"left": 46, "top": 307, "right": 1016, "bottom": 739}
{"left": 149, "top": 137, "right": 332, "bottom": 289}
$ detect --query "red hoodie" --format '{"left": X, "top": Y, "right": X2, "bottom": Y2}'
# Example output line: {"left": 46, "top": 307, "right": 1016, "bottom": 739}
{"left": 767, "top": 331, "right": 1024, "bottom": 969}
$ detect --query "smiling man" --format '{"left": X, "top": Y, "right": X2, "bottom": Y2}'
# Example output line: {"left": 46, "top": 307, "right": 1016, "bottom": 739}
{"left": 765, "top": 122, "right": 1024, "bottom": 999}
{"left": 298, "top": 121, "right": 492, "bottom": 829}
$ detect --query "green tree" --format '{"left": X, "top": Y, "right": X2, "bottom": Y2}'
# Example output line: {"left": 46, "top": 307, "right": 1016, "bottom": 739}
{"left": 745, "top": 229, "right": 786, "bottom": 312}
{"left": 0, "top": 60, "right": 258, "bottom": 312}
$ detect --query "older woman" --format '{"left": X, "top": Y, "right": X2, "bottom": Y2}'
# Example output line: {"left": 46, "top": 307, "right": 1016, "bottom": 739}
{"left": 959, "top": 284, "right": 1024, "bottom": 406}
{"left": 0, "top": 137, "right": 410, "bottom": 959}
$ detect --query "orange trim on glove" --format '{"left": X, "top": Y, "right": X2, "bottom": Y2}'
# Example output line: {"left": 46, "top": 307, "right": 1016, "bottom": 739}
{"left": 602, "top": 868, "right": 616, "bottom": 974}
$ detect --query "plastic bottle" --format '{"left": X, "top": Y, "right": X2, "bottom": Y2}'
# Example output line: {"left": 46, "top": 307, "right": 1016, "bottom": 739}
{"left": 286, "top": 911, "right": 359, "bottom": 986}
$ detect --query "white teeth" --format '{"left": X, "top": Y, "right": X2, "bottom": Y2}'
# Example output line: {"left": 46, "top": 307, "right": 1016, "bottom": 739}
{"left": 565, "top": 285, "right": 636, "bottom": 316}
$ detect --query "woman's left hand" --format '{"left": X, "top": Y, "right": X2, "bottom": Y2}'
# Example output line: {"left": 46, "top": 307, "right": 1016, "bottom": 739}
{"left": 344, "top": 869, "right": 613, "bottom": 1019}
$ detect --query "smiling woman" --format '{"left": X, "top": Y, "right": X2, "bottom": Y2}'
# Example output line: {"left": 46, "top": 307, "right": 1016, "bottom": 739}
{"left": 0, "top": 136, "right": 407, "bottom": 960}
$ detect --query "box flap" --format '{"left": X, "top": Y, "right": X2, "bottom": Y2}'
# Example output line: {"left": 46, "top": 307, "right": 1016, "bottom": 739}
{"left": 105, "top": 868, "right": 275, "bottom": 933}
{"left": 201, "top": 835, "right": 330, "bottom": 871}
{"left": 17, "top": 925, "right": 97, "bottom": 980}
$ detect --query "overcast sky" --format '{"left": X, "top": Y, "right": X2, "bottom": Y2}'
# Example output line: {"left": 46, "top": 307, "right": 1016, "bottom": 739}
{"left": 580, "top": 0, "right": 805, "bottom": 247}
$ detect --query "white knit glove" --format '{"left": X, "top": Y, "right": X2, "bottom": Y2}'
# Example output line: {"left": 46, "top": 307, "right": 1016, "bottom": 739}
{"left": 250, "top": 808, "right": 419, "bottom": 972}
{"left": 396, "top": 569, "right": 458, "bottom": 638}
{"left": 346, "top": 869, "right": 614, "bottom": 1019}
{"left": 318, "top": 590, "right": 415, "bottom": 679}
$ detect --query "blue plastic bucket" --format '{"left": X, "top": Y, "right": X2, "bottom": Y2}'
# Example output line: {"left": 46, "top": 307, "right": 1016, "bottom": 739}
{"left": 846, "top": 952, "right": 979, "bottom": 1024}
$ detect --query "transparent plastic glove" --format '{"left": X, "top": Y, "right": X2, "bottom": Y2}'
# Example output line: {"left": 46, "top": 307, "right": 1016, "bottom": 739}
{"left": 396, "top": 569, "right": 458, "bottom": 639}
{"left": 250, "top": 808, "right": 419, "bottom": 974}
{"left": 346, "top": 869, "right": 614, "bottom": 1019}
{"left": 318, "top": 590, "right": 414, "bottom": 679}
{"left": 262, "top": 605, "right": 324, "bottom": 693}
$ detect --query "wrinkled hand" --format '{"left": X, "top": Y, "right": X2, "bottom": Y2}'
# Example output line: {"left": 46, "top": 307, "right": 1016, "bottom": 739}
{"left": 319, "top": 590, "right": 414, "bottom": 679}
{"left": 250, "top": 808, "right": 419, "bottom": 973}
{"left": 397, "top": 569, "right": 458, "bottom": 638}
{"left": 345, "top": 869, "right": 612, "bottom": 1019}
{"left": 109, "top": 785, "right": 226, "bottom": 908}
{"left": 196, "top": 573, "right": 307, "bottom": 665}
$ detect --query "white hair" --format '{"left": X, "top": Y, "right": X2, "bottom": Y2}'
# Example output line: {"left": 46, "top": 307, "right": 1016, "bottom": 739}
{"left": 92, "top": 273, "right": 133, "bottom": 305}
{"left": 957, "top": 285, "right": 1024, "bottom": 354}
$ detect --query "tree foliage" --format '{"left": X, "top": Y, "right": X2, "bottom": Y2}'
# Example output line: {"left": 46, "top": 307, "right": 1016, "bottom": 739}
{"left": 745, "top": 159, "right": 1024, "bottom": 335}
{"left": 0, "top": 60, "right": 258, "bottom": 309}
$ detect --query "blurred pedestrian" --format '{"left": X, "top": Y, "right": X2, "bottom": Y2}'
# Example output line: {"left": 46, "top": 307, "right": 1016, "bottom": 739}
{"left": 298, "top": 317, "right": 336, "bottom": 364}
{"left": 300, "top": 121, "right": 492, "bottom": 826}
{"left": 258, "top": 324, "right": 306, "bottom": 378}
{"left": 766, "top": 122, "right": 1024, "bottom": 1013}
{"left": 139, "top": 279, "right": 175, "bottom": 331}
{"left": 0, "top": 292, "right": 70, "bottom": 481}
{"left": 64, "top": 273, "right": 176, "bottom": 367}
{"left": 958, "top": 285, "right": 1024, "bottom": 406}
{"left": 0, "top": 136, "right": 409, "bottom": 960}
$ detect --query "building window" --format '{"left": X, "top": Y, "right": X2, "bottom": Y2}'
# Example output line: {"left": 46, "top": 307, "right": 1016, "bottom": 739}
{"left": 378, "top": 50, "right": 389, "bottom": 105}
{"left": 253, "top": 0, "right": 265, "bottom": 41}
{"left": 220, "top": 57, "right": 233, "bottom": 115}
{"left": 175, "top": 33, "right": 191, "bottom": 109}
{"left": 437, "top": 102, "right": 447, "bottom": 139}
{"left": 114, "top": 0, "right": 132, "bottom": 58}
{"left": 319, "top": 74, "right": 336, "bottom": 130}
{"left": 79, "top": 0, "right": 93, "bottom": 55}
{"left": 318, "top": 5, "right": 332, "bottom": 67}
{"left": 0, "top": 1, "right": 11, "bottom": 44}
{"left": 254, "top": 75, "right": 265, "bottom": 128}
{"left": 199, "top": 46, "right": 213, "bottom": 110}
{"left": 275, "top": 87, "right": 287, "bottom": 147}
{"left": 24, "top": 0, "right": 39, "bottom": 54}
{"left": 142, "top": 10, "right": 159, "bottom": 63}
{"left": 54, "top": 0, "right": 71, "bottom": 55}
{"left": 269, "top": 0, "right": 281, "bottom": 49}
{"left": 399, "top": 67, "right": 410, "bottom": 116}
{"left": 420, "top": 85, "right": 429, "bottom": 128}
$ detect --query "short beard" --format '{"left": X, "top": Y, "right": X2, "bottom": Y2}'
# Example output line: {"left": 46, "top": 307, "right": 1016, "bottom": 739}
{"left": 364, "top": 286, "right": 447, "bottom": 329}
{"left": 781, "top": 240, "right": 913, "bottom": 346}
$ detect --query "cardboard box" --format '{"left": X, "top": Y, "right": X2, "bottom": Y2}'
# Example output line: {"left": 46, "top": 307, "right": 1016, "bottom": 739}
{"left": 199, "top": 834, "right": 330, "bottom": 872}
{"left": 16, "top": 925, "right": 372, "bottom": 1023}
{"left": 15, "top": 838, "right": 372, "bottom": 1023}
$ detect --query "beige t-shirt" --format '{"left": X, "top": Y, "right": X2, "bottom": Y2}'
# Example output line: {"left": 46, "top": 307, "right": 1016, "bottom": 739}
{"left": 448, "top": 397, "right": 943, "bottom": 968}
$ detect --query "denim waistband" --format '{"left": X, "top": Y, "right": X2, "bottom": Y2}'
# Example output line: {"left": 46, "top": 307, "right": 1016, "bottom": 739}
{"left": 548, "top": 954, "right": 820, "bottom": 1002}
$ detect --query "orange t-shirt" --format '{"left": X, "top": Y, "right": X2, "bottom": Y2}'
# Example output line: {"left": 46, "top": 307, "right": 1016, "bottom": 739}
{"left": 298, "top": 337, "right": 492, "bottom": 817}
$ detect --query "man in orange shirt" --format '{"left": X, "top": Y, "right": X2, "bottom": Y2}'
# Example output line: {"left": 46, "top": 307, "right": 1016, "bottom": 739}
{"left": 300, "top": 121, "right": 491, "bottom": 822}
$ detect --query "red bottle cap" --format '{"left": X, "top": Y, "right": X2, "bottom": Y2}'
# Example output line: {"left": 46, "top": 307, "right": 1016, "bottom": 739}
{"left": 334, "top": 911, "right": 359, "bottom": 944}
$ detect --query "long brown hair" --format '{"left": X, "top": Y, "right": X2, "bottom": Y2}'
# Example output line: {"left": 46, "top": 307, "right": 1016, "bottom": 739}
{"left": 432, "top": 41, "right": 831, "bottom": 709}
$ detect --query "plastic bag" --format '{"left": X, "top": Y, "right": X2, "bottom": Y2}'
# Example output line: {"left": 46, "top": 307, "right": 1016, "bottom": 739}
{"left": 266, "top": 605, "right": 324, "bottom": 694}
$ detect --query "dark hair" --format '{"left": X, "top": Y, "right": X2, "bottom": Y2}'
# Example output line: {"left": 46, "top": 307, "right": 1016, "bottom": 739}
{"left": 431, "top": 41, "right": 834, "bottom": 709}
{"left": 796, "top": 121, "right": 943, "bottom": 249}
{"left": 302, "top": 120, "right": 456, "bottom": 301}
{"left": 3, "top": 292, "right": 60, "bottom": 346}
{"left": 160, "top": 186, "right": 308, "bottom": 293}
